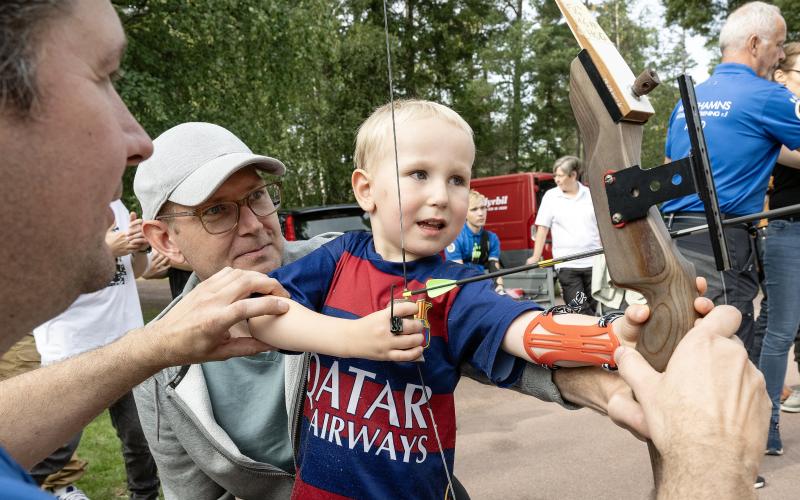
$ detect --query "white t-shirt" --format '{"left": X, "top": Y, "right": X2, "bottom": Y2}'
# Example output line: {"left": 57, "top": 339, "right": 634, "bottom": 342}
{"left": 535, "top": 183, "right": 602, "bottom": 269}
{"left": 33, "top": 200, "right": 144, "bottom": 365}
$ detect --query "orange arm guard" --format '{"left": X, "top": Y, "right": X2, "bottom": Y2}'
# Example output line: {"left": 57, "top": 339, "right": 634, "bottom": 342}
{"left": 523, "top": 313, "right": 620, "bottom": 370}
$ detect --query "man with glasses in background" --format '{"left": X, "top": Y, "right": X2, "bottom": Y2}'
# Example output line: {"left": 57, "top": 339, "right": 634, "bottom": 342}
{"left": 132, "top": 122, "right": 339, "bottom": 499}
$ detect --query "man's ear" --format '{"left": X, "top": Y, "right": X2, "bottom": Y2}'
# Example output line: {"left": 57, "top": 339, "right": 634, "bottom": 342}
{"left": 352, "top": 168, "right": 376, "bottom": 213}
{"left": 748, "top": 34, "right": 761, "bottom": 56}
{"left": 142, "top": 220, "right": 188, "bottom": 266}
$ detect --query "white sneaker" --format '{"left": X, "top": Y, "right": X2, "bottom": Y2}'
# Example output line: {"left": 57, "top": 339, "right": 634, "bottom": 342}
{"left": 52, "top": 485, "right": 90, "bottom": 500}
{"left": 781, "top": 390, "right": 800, "bottom": 413}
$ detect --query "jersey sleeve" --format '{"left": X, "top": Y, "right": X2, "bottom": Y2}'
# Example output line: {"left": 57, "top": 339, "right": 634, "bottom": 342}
{"left": 488, "top": 231, "right": 501, "bottom": 260}
{"left": 268, "top": 233, "right": 348, "bottom": 311}
{"left": 760, "top": 86, "right": 800, "bottom": 151}
{"left": 445, "top": 230, "right": 468, "bottom": 261}
{"left": 534, "top": 189, "right": 555, "bottom": 228}
{"left": 446, "top": 280, "right": 541, "bottom": 387}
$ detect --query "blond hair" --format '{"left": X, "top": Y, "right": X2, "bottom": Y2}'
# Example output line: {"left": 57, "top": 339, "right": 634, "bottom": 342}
{"left": 469, "top": 189, "right": 485, "bottom": 205}
{"left": 354, "top": 99, "right": 474, "bottom": 171}
{"left": 777, "top": 41, "right": 800, "bottom": 74}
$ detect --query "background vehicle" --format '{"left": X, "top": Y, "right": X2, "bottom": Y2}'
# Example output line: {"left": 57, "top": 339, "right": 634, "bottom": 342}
{"left": 280, "top": 203, "right": 370, "bottom": 241}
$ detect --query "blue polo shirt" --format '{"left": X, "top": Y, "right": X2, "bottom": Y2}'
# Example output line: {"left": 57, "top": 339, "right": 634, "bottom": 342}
{"left": 0, "top": 446, "right": 53, "bottom": 498}
{"left": 445, "top": 224, "right": 501, "bottom": 273}
{"left": 663, "top": 63, "right": 800, "bottom": 216}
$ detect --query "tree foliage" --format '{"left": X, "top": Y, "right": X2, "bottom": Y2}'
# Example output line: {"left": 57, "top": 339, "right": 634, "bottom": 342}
{"left": 114, "top": 1, "right": 702, "bottom": 211}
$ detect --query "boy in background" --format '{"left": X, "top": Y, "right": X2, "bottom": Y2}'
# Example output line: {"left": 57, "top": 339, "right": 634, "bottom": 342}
{"left": 446, "top": 189, "right": 505, "bottom": 293}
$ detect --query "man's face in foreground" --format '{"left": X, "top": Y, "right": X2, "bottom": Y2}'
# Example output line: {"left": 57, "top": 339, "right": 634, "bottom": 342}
{"left": 165, "top": 168, "right": 285, "bottom": 280}
{"left": 0, "top": 0, "right": 152, "bottom": 341}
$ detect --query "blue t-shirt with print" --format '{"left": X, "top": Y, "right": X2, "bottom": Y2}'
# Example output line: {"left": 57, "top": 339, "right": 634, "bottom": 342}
{"left": 663, "top": 63, "right": 800, "bottom": 216}
{"left": 269, "top": 231, "right": 539, "bottom": 499}
{"left": 0, "top": 446, "right": 53, "bottom": 499}
{"left": 444, "top": 224, "right": 501, "bottom": 273}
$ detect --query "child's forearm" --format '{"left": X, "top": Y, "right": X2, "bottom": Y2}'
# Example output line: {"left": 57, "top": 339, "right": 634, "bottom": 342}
{"left": 249, "top": 298, "right": 358, "bottom": 356}
{"left": 502, "top": 311, "right": 600, "bottom": 363}
{"left": 247, "top": 298, "right": 425, "bottom": 361}
{"left": 502, "top": 311, "right": 629, "bottom": 417}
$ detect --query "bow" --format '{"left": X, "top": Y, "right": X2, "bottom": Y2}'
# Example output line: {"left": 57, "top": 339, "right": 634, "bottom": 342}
{"left": 555, "top": 0, "right": 700, "bottom": 487}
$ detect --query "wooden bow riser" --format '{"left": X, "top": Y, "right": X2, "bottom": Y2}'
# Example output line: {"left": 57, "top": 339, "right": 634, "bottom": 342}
{"left": 569, "top": 56, "right": 703, "bottom": 487}
{"left": 568, "top": 58, "right": 700, "bottom": 372}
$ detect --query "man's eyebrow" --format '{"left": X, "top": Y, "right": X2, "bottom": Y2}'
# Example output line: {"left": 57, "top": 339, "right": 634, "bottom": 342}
{"left": 205, "top": 181, "right": 265, "bottom": 204}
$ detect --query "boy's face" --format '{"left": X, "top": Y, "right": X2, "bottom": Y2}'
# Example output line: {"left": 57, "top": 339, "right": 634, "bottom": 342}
{"left": 354, "top": 117, "right": 474, "bottom": 261}
{"left": 466, "top": 196, "right": 488, "bottom": 231}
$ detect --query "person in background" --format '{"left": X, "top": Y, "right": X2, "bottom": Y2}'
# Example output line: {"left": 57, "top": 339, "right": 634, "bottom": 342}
{"left": 661, "top": 2, "right": 800, "bottom": 366}
{"left": 757, "top": 40, "right": 800, "bottom": 455}
{"left": 140, "top": 248, "right": 193, "bottom": 300}
{"left": 526, "top": 156, "right": 601, "bottom": 315}
{"left": 446, "top": 189, "right": 505, "bottom": 292}
{"left": 32, "top": 198, "right": 159, "bottom": 500}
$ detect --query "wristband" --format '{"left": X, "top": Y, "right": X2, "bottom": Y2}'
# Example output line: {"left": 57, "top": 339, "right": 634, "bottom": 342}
{"left": 523, "top": 312, "right": 620, "bottom": 370}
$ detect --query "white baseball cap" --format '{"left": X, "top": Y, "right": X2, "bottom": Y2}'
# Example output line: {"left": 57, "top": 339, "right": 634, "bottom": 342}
{"left": 134, "top": 122, "right": 286, "bottom": 220}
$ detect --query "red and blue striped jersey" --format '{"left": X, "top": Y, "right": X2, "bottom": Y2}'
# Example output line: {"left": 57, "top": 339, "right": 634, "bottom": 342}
{"left": 270, "top": 231, "right": 540, "bottom": 499}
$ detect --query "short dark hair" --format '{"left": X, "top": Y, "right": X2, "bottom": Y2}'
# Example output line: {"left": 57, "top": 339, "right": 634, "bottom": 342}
{"left": 0, "top": 1, "right": 73, "bottom": 116}
{"left": 552, "top": 155, "right": 583, "bottom": 177}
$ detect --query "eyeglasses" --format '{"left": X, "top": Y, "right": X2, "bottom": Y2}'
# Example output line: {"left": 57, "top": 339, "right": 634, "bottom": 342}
{"left": 157, "top": 182, "right": 281, "bottom": 235}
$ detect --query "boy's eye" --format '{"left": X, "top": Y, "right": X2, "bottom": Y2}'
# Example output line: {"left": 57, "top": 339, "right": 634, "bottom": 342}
{"left": 410, "top": 171, "right": 427, "bottom": 181}
{"left": 449, "top": 175, "right": 466, "bottom": 186}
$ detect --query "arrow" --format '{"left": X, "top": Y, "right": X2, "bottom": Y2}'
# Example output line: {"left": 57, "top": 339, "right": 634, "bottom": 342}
{"left": 403, "top": 203, "right": 800, "bottom": 299}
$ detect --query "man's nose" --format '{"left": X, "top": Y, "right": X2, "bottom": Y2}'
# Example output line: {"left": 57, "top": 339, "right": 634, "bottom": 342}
{"left": 237, "top": 203, "right": 263, "bottom": 235}
{"left": 116, "top": 90, "right": 153, "bottom": 167}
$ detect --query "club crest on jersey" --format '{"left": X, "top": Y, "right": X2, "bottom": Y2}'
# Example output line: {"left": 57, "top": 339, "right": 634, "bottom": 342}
{"left": 415, "top": 299, "right": 433, "bottom": 349}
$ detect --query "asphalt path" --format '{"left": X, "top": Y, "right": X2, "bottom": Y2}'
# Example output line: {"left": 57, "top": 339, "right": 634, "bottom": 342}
{"left": 137, "top": 278, "right": 799, "bottom": 498}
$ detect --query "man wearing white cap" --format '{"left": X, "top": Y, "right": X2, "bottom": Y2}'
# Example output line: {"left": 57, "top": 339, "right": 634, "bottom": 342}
{"left": 133, "top": 122, "right": 340, "bottom": 499}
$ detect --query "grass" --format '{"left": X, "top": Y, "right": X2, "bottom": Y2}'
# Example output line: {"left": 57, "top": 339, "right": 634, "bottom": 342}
{"left": 74, "top": 412, "right": 132, "bottom": 498}
{"left": 72, "top": 305, "right": 165, "bottom": 498}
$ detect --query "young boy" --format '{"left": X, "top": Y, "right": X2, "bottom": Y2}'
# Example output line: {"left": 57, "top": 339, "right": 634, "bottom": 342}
{"left": 446, "top": 189, "right": 505, "bottom": 292}
{"left": 264, "top": 100, "right": 632, "bottom": 499}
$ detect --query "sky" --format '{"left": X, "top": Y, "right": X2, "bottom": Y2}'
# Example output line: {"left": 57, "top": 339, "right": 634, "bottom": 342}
{"left": 631, "top": 0, "right": 716, "bottom": 83}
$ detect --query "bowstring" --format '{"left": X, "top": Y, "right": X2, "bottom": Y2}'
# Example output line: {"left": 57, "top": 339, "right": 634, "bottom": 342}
{"left": 381, "top": 2, "right": 456, "bottom": 498}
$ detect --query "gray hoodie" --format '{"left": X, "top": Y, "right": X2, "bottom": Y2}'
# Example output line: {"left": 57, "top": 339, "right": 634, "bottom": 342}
{"left": 134, "top": 234, "right": 575, "bottom": 500}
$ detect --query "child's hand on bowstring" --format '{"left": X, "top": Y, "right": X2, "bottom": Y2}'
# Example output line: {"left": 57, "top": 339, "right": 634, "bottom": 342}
{"left": 348, "top": 300, "right": 425, "bottom": 362}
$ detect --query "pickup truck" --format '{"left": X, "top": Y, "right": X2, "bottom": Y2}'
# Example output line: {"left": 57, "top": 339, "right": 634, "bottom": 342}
{"left": 280, "top": 203, "right": 370, "bottom": 241}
